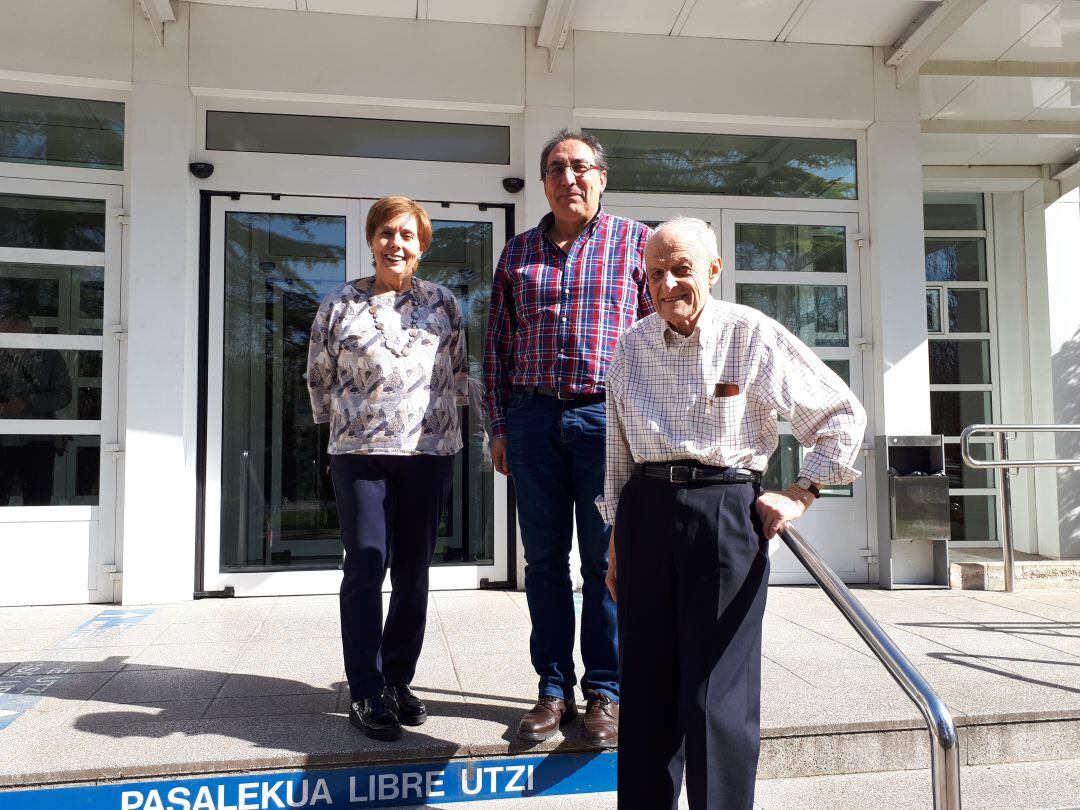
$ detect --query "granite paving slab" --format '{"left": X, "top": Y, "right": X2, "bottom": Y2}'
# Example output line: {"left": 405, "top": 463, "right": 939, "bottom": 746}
{"left": 0, "top": 587, "right": 1076, "bottom": 790}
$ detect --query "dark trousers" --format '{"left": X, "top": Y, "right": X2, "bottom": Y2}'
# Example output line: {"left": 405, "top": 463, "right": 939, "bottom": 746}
{"left": 331, "top": 452, "right": 454, "bottom": 701}
{"left": 615, "top": 475, "right": 770, "bottom": 810}
{"left": 505, "top": 392, "right": 618, "bottom": 701}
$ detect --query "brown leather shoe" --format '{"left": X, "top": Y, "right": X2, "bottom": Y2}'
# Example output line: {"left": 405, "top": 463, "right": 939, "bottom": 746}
{"left": 517, "top": 696, "right": 578, "bottom": 741}
{"left": 581, "top": 692, "right": 618, "bottom": 748}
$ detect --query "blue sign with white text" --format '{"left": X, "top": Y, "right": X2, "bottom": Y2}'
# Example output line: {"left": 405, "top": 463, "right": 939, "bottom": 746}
{"left": 0, "top": 752, "right": 616, "bottom": 809}
{"left": 53, "top": 608, "right": 155, "bottom": 648}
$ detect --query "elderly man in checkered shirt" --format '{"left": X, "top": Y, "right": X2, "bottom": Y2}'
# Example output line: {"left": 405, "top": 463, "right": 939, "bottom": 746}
{"left": 599, "top": 217, "right": 866, "bottom": 810}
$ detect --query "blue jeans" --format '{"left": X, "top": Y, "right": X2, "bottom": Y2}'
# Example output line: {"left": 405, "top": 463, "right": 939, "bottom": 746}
{"left": 505, "top": 391, "right": 618, "bottom": 702}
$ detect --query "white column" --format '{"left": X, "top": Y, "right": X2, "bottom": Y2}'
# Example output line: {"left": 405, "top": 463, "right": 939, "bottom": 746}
{"left": 1041, "top": 187, "right": 1080, "bottom": 558}
{"left": 121, "top": 3, "right": 199, "bottom": 603}
{"left": 867, "top": 51, "right": 931, "bottom": 437}
{"left": 867, "top": 51, "right": 933, "bottom": 584}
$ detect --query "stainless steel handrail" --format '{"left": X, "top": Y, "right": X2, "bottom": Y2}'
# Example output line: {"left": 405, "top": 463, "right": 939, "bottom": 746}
{"left": 781, "top": 524, "right": 962, "bottom": 810}
{"left": 959, "top": 424, "right": 1080, "bottom": 592}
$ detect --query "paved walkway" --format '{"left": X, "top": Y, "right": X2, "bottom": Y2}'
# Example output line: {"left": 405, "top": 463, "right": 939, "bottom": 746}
{"left": 0, "top": 586, "right": 1078, "bottom": 794}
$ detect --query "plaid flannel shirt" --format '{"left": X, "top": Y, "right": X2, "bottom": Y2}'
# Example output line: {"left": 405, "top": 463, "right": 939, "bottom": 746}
{"left": 482, "top": 209, "right": 652, "bottom": 440}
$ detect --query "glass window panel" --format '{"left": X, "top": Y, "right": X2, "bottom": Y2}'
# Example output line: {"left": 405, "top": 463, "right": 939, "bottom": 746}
{"left": 219, "top": 213, "right": 346, "bottom": 571}
{"left": 206, "top": 111, "right": 510, "bottom": 165}
{"left": 0, "top": 348, "right": 99, "bottom": 420}
{"left": 929, "top": 339, "right": 991, "bottom": 385}
{"left": 823, "top": 359, "right": 850, "bottom": 385}
{"left": 0, "top": 264, "right": 105, "bottom": 335}
{"left": 930, "top": 391, "right": 992, "bottom": 436}
{"left": 926, "top": 288, "right": 942, "bottom": 333}
{"left": 944, "top": 442, "right": 995, "bottom": 489}
{"left": 0, "top": 434, "right": 98, "bottom": 506}
{"left": 948, "top": 289, "right": 989, "bottom": 333}
{"left": 587, "top": 129, "right": 857, "bottom": 199}
{"left": 419, "top": 221, "right": 495, "bottom": 566}
{"left": 923, "top": 193, "right": 984, "bottom": 230}
{"left": 0, "top": 195, "right": 105, "bottom": 252}
{"left": 0, "top": 92, "right": 123, "bottom": 170}
{"left": 925, "top": 238, "right": 986, "bottom": 281}
{"left": 736, "top": 284, "right": 848, "bottom": 347}
{"left": 949, "top": 495, "right": 997, "bottom": 544}
{"left": 735, "top": 223, "right": 846, "bottom": 273}
{"left": 762, "top": 435, "right": 852, "bottom": 497}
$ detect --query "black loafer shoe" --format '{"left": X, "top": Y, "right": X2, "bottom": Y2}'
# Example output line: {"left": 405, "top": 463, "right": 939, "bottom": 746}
{"left": 349, "top": 691, "right": 402, "bottom": 741}
{"left": 388, "top": 684, "right": 427, "bottom": 726}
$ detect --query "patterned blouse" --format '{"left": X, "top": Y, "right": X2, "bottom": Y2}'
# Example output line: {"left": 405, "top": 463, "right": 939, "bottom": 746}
{"left": 306, "top": 276, "right": 468, "bottom": 456}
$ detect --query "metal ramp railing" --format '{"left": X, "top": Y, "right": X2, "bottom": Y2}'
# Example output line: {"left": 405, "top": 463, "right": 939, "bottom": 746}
{"left": 960, "top": 424, "right": 1080, "bottom": 593}
{"left": 780, "top": 525, "right": 962, "bottom": 809}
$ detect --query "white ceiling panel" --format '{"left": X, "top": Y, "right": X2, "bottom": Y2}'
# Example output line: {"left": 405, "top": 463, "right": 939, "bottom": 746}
{"left": 969, "top": 133, "right": 1080, "bottom": 163}
{"left": 920, "top": 75, "right": 975, "bottom": 118}
{"left": 920, "top": 132, "right": 1002, "bottom": 164}
{"left": 305, "top": 0, "right": 415, "bottom": 16}
{"left": 785, "top": 0, "right": 935, "bottom": 46}
{"left": 188, "top": 0, "right": 296, "bottom": 9}
{"left": 572, "top": 0, "right": 684, "bottom": 35}
{"left": 932, "top": 76, "right": 1068, "bottom": 119}
{"left": 425, "top": 0, "right": 545, "bottom": 27}
{"left": 680, "top": 0, "right": 802, "bottom": 41}
{"left": 1001, "top": 2, "right": 1080, "bottom": 60}
{"left": 933, "top": 0, "right": 1056, "bottom": 60}
{"left": 1032, "top": 80, "right": 1080, "bottom": 118}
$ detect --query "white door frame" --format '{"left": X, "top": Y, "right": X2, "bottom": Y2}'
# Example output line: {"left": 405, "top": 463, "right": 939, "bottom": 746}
{"left": 203, "top": 194, "right": 508, "bottom": 595}
{"left": 0, "top": 177, "right": 124, "bottom": 605}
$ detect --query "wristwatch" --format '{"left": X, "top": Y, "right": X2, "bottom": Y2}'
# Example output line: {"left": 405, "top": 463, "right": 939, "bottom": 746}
{"left": 793, "top": 476, "right": 821, "bottom": 498}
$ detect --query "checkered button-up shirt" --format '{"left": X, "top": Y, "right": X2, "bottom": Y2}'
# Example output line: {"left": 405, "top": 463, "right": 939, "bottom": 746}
{"left": 597, "top": 297, "right": 867, "bottom": 525}
{"left": 482, "top": 209, "right": 652, "bottom": 440}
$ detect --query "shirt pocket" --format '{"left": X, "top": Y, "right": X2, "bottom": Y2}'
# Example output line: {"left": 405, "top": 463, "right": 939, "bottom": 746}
{"left": 704, "top": 390, "right": 746, "bottom": 433}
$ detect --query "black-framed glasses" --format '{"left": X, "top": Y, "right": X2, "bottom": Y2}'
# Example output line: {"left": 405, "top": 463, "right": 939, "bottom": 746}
{"left": 543, "top": 160, "right": 601, "bottom": 179}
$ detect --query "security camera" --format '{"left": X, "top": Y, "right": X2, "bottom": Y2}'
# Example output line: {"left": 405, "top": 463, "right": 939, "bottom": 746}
{"left": 502, "top": 177, "right": 525, "bottom": 194}
{"left": 189, "top": 162, "right": 214, "bottom": 180}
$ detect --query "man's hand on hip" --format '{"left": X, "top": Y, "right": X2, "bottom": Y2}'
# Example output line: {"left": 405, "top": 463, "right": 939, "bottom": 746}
{"left": 491, "top": 437, "right": 510, "bottom": 476}
{"left": 754, "top": 487, "right": 813, "bottom": 539}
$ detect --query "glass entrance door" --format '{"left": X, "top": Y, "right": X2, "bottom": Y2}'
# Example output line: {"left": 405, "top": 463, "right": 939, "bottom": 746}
{"left": 0, "top": 177, "right": 123, "bottom": 606}
{"left": 203, "top": 195, "right": 507, "bottom": 595}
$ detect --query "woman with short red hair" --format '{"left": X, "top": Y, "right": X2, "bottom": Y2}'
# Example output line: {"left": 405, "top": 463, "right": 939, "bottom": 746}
{"left": 307, "top": 196, "right": 466, "bottom": 741}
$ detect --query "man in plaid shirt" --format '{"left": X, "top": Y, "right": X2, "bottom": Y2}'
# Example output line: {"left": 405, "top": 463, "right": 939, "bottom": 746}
{"left": 482, "top": 129, "right": 652, "bottom": 747}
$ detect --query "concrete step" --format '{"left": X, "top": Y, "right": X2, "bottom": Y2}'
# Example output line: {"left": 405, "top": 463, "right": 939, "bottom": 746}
{"left": 951, "top": 559, "right": 1080, "bottom": 590}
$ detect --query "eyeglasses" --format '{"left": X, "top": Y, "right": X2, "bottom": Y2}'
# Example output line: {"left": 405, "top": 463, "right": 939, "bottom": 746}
{"left": 543, "top": 160, "right": 601, "bottom": 179}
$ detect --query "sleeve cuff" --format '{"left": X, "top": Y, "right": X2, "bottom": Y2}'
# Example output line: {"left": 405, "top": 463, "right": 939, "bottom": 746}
{"left": 595, "top": 495, "right": 617, "bottom": 526}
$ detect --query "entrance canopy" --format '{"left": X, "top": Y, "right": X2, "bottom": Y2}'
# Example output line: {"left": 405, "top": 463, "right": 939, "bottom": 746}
{"left": 174, "top": 0, "right": 1080, "bottom": 192}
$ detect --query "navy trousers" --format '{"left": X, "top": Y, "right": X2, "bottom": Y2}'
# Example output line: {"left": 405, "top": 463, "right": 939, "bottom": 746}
{"left": 331, "top": 452, "right": 454, "bottom": 702}
{"left": 505, "top": 392, "right": 618, "bottom": 702}
{"left": 615, "top": 474, "right": 770, "bottom": 810}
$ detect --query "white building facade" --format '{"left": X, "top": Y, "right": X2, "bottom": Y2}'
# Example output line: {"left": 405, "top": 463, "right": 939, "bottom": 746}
{"left": 0, "top": 0, "right": 1076, "bottom": 606}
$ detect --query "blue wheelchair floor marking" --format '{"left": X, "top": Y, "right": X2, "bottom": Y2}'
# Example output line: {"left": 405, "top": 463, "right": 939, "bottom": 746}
{"left": 0, "top": 752, "right": 617, "bottom": 808}
{"left": 54, "top": 608, "right": 155, "bottom": 648}
{"left": 0, "top": 694, "right": 41, "bottom": 731}
{"left": 0, "top": 608, "right": 156, "bottom": 733}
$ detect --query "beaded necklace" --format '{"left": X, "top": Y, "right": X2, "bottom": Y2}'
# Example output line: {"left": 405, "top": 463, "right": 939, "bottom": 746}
{"left": 365, "top": 281, "right": 422, "bottom": 358}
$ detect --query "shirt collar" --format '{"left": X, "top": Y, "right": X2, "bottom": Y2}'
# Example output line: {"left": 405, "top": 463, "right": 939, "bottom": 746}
{"left": 538, "top": 207, "right": 607, "bottom": 245}
{"left": 655, "top": 295, "right": 720, "bottom": 350}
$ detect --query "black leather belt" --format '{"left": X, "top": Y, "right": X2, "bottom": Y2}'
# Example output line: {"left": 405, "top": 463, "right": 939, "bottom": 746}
{"left": 639, "top": 462, "right": 761, "bottom": 485}
{"left": 515, "top": 386, "right": 604, "bottom": 405}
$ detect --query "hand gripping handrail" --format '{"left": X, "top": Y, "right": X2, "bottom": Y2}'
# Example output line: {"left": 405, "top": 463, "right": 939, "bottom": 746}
{"left": 780, "top": 524, "right": 962, "bottom": 809}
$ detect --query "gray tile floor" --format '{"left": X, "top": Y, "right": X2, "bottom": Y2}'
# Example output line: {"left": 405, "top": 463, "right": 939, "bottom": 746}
{"left": 0, "top": 586, "right": 1078, "bottom": 793}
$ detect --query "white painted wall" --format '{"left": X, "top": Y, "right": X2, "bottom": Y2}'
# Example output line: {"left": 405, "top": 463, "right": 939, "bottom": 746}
{"left": 0, "top": 0, "right": 944, "bottom": 600}
{"left": 1043, "top": 188, "right": 1080, "bottom": 558}
{"left": 0, "top": 0, "right": 133, "bottom": 88}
